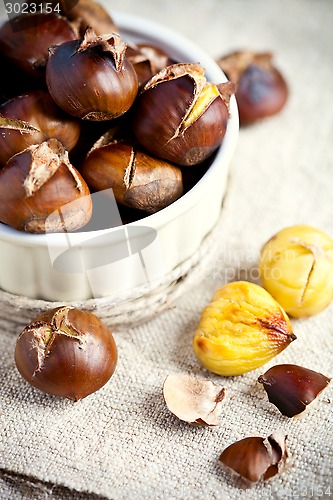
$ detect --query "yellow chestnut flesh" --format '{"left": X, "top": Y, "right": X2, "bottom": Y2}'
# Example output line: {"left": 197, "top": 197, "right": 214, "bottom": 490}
{"left": 193, "top": 281, "right": 296, "bottom": 376}
{"left": 259, "top": 225, "right": 333, "bottom": 317}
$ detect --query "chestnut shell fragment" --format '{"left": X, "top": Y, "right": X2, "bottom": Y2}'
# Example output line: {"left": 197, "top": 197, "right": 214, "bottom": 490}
{"left": 258, "top": 364, "right": 331, "bottom": 417}
{"left": 15, "top": 306, "right": 118, "bottom": 400}
{"left": 162, "top": 373, "right": 226, "bottom": 426}
{"left": 219, "top": 432, "right": 288, "bottom": 487}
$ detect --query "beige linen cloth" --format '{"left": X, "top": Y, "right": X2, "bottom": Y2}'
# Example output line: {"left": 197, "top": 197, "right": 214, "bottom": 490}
{"left": 0, "top": 0, "right": 333, "bottom": 498}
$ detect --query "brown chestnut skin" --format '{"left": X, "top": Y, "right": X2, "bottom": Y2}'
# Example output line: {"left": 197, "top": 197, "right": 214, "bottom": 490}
{"left": 81, "top": 137, "right": 183, "bottom": 213}
{"left": 258, "top": 364, "right": 331, "bottom": 417}
{"left": 0, "top": 55, "right": 39, "bottom": 103}
{"left": 58, "top": 0, "right": 118, "bottom": 36}
{"left": 0, "top": 13, "right": 78, "bottom": 79}
{"left": 15, "top": 306, "right": 118, "bottom": 401}
{"left": 0, "top": 139, "right": 92, "bottom": 233}
{"left": 0, "top": 90, "right": 81, "bottom": 166}
{"left": 132, "top": 64, "right": 232, "bottom": 166}
{"left": 220, "top": 433, "right": 288, "bottom": 487}
{"left": 218, "top": 51, "right": 288, "bottom": 125}
{"left": 46, "top": 28, "right": 139, "bottom": 120}
{"left": 126, "top": 42, "right": 171, "bottom": 89}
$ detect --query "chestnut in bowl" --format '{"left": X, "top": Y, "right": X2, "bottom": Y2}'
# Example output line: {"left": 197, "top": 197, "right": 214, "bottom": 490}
{"left": 0, "top": 11, "right": 238, "bottom": 301}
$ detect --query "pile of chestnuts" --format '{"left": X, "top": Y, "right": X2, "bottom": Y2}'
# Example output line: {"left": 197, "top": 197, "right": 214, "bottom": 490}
{"left": 0, "top": 1, "right": 235, "bottom": 234}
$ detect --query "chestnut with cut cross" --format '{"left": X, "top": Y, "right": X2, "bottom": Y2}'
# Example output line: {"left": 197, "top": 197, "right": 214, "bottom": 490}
{"left": 15, "top": 306, "right": 118, "bottom": 400}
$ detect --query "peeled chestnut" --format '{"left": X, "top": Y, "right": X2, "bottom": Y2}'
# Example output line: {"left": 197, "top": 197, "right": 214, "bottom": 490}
{"left": 15, "top": 306, "right": 118, "bottom": 400}
{"left": 132, "top": 63, "right": 234, "bottom": 166}
{"left": 126, "top": 42, "right": 171, "bottom": 88}
{"left": 0, "top": 90, "right": 81, "bottom": 166}
{"left": 0, "top": 139, "right": 92, "bottom": 233}
{"left": 0, "top": 13, "right": 78, "bottom": 79}
{"left": 46, "top": 28, "right": 138, "bottom": 120}
{"left": 81, "top": 130, "right": 183, "bottom": 213}
{"left": 58, "top": 0, "right": 118, "bottom": 36}
{"left": 217, "top": 51, "right": 288, "bottom": 125}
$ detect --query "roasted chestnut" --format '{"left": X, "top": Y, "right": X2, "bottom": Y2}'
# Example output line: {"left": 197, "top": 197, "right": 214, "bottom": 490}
{"left": 15, "top": 306, "right": 118, "bottom": 400}
{"left": 132, "top": 63, "right": 234, "bottom": 166}
{"left": 46, "top": 28, "right": 138, "bottom": 120}
{"left": 218, "top": 51, "right": 288, "bottom": 125}
{"left": 81, "top": 130, "right": 183, "bottom": 213}
{"left": 0, "top": 13, "right": 78, "bottom": 79}
{"left": 58, "top": 0, "right": 118, "bottom": 36}
{"left": 0, "top": 139, "right": 92, "bottom": 233}
{"left": 0, "top": 90, "right": 81, "bottom": 166}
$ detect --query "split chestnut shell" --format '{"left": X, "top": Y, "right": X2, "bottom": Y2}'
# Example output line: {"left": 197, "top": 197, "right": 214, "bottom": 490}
{"left": 258, "top": 364, "right": 331, "bottom": 417}
{"left": 15, "top": 306, "right": 118, "bottom": 400}
{"left": 132, "top": 63, "right": 234, "bottom": 166}
{"left": 81, "top": 132, "right": 183, "bottom": 213}
{"left": 0, "top": 90, "right": 81, "bottom": 166}
{"left": 0, "top": 139, "right": 92, "bottom": 233}
{"left": 219, "top": 432, "right": 288, "bottom": 487}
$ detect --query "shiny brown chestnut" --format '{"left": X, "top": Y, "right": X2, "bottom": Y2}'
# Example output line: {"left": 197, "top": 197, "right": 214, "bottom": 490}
{"left": 0, "top": 138, "right": 92, "bottom": 233}
{"left": 58, "top": 0, "right": 118, "bottom": 36}
{"left": 15, "top": 306, "right": 118, "bottom": 400}
{"left": 217, "top": 51, "right": 288, "bottom": 125}
{"left": 132, "top": 63, "right": 234, "bottom": 166}
{"left": 46, "top": 28, "right": 138, "bottom": 120}
{"left": 0, "top": 90, "right": 81, "bottom": 166}
{"left": 258, "top": 364, "right": 331, "bottom": 417}
{"left": 81, "top": 131, "right": 183, "bottom": 213}
{"left": 126, "top": 42, "right": 171, "bottom": 89}
{"left": 219, "top": 432, "right": 288, "bottom": 488}
{"left": 0, "top": 13, "right": 78, "bottom": 79}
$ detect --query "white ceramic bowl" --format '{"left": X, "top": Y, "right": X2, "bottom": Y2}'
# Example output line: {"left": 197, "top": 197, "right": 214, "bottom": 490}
{"left": 0, "top": 10, "right": 238, "bottom": 301}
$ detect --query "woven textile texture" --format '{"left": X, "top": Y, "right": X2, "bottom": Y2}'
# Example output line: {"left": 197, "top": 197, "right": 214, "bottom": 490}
{"left": 0, "top": 0, "right": 332, "bottom": 498}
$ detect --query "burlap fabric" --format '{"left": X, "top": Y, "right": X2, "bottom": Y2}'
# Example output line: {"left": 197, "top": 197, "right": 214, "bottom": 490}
{"left": 0, "top": 0, "right": 332, "bottom": 498}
